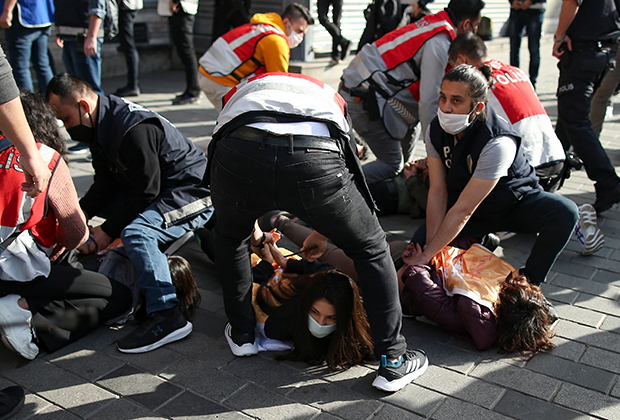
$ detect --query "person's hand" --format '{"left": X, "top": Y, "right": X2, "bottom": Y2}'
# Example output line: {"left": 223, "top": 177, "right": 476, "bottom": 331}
{"left": 302, "top": 231, "right": 328, "bottom": 262}
{"left": 0, "top": 10, "right": 13, "bottom": 28}
{"left": 402, "top": 242, "right": 428, "bottom": 266}
{"left": 512, "top": 0, "right": 522, "bottom": 10}
{"left": 264, "top": 228, "right": 281, "bottom": 245}
{"left": 169, "top": 1, "right": 179, "bottom": 13}
{"left": 266, "top": 242, "right": 288, "bottom": 269}
{"left": 56, "top": 36, "right": 64, "bottom": 48}
{"left": 90, "top": 226, "right": 112, "bottom": 252}
{"left": 403, "top": 161, "right": 418, "bottom": 179}
{"left": 553, "top": 35, "right": 572, "bottom": 59}
{"left": 521, "top": 0, "right": 532, "bottom": 9}
{"left": 19, "top": 151, "right": 51, "bottom": 197}
{"left": 84, "top": 35, "right": 98, "bottom": 57}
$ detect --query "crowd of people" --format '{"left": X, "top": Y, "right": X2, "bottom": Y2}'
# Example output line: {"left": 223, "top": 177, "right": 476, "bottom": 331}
{"left": 1, "top": 0, "right": 620, "bottom": 416}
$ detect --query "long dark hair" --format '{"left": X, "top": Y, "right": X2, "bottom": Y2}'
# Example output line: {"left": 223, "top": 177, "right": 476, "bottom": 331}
{"left": 19, "top": 89, "right": 68, "bottom": 160}
{"left": 168, "top": 256, "right": 201, "bottom": 320}
{"left": 494, "top": 274, "right": 556, "bottom": 355}
{"left": 257, "top": 270, "right": 373, "bottom": 370}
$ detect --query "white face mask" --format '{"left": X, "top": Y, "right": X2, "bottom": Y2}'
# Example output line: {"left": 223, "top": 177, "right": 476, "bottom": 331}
{"left": 437, "top": 103, "right": 481, "bottom": 135}
{"left": 286, "top": 22, "right": 304, "bottom": 48}
{"left": 307, "top": 314, "right": 336, "bottom": 338}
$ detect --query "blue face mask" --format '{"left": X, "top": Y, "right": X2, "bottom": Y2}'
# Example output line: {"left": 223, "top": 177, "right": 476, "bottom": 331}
{"left": 307, "top": 314, "right": 337, "bottom": 338}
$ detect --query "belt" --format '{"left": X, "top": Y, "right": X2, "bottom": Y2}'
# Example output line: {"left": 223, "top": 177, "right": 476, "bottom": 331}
{"left": 227, "top": 126, "right": 340, "bottom": 154}
{"left": 56, "top": 25, "right": 104, "bottom": 38}
{"left": 571, "top": 40, "right": 618, "bottom": 54}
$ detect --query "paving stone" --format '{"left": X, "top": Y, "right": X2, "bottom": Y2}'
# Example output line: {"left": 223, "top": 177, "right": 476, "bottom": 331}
{"left": 580, "top": 346, "right": 620, "bottom": 374}
{"left": 408, "top": 339, "right": 482, "bottom": 375}
{"left": 112, "top": 342, "right": 185, "bottom": 374}
{"left": 97, "top": 364, "right": 184, "bottom": 411}
{"left": 574, "top": 293, "right": 620, "bottom": 318}
{"left": 319, "top": 364, "right": 374, "bottom": 387}
{"left": 494, "top": 390, "right": 588, "bottom": 420}
{"left": 553, "top": 303, "right": 605, "bottom": 328}
{"left": 87, "top": 397, "right": 166, "bottom": 419}
{"left": 379, "top": 382, "right": 444, "bottom": 418}
{"left": 370, "top": 403, "right": 425, "bottom": 420}
{"left": 22, "top": 402, "right": 83, "bottom": 419}
{"left": 547, "top": 336, "right": 586, "bottom": 362}
{"left": 415, "top": 365, "right": 504, "bottom": 409}
{"left": 288, "top": 377, "right": 381, "bottom": 419}
{"left": 157, "top": 390, "right": 245, "bottom": 419}
{"left": 552, "top": 274, "right": 620, "bottom": 300}
{"left": 182, "top": 311, "right": 228, "bottom": 340}
{"left": 556, "top": 320, "right": 620, "bottom": 352}
{"left": 537, "top": 283, "right": 579, "bottom": 305}
{"left": 591, "top": 269, "right": 620, "bottom": 286}
{"left": 599, "top": 315, "right": 620, "bottom": 334}
{"left": 162, "top": 332, "right": 234, "bottom": 367}
{"left": 160, "top": 358, "right": 246, "bottom": 404}
{"left": 11, "top": 392, "right": 52, "bottom": 420}
{"left": 223, "top": 383, "right": 319, "bottom": 419}
{"left": 526, "top": 353, "right": 615, "bottom": 393}
{"left": 555, "top": 383, "right": 620, "bottom": 420}
{"left": 46, "top": 349, "right": 125, "bottom": 382}
{"left": 37, "top": 383, "right": 118, "bottom": 418}
{"left": 432, "top": 397, "right": 512, "bottom": 420}
{"left": 469, "top": 358, "right": 561, "bottom": 400}
{"left": 549, "top": 261, "right": 597, "bottom": 280}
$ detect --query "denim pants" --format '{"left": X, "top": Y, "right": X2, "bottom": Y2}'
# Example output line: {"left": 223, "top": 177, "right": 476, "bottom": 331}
{"left": 509, "top": 9, "right": 544, "bottom": 85}
{"left": 411, "top": 190, "right": 579, "bottom": 285}
{"left": 5, "top": 23, "right": 54, "bottom": 94}
{"left": 555, "top": 48, "right": 620, "bottom": 193}
{"left": 169, "top": 11, "right": 200, "bottom": 98}
{"left": 210, "top": 132, "right": 407, "bottom": 359}
{"left": 61, "top": 36, "right": 104, "bottom": 95}
{"left": 121, "top": 203, "right": 213, "bottom": 314}
{"left": 119, "top": 9, "right": 140, "bottom": 89}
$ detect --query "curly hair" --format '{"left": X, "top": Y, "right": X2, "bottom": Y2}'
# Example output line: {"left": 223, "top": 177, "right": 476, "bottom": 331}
{"left": 257, "top": 270, "right": 373, "bottom": 370}
{"left": 494, "top": 274, "right": 556, "bottom": 355}
{"left": 19, "top": 89, "right": 68, "bottom": 160}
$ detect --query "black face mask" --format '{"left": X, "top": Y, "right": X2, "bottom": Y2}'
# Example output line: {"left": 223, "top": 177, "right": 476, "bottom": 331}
{"left": 66, "top": 104, "right": 95, "bottom": 144}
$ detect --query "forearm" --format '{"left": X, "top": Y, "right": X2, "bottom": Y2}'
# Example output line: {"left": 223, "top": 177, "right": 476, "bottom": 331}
{"left": 87, "top": 15, "right": 102, "bottom": 38}
{"left": 555, "top": 0, "right": 579, "bottom": 39}
{"left": 424, "top": 188, "right": 447, "bottom": 244}
{"left": 2, "top": 0, "right": 16, "bottom": 15}
{"left": 422, "top": 205, "right": 473, "bottom": 262}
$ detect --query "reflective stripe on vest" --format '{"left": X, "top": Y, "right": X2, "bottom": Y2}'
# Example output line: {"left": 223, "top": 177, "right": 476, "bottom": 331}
{"left": 216, "top": 72, "right": 350, "bottom": 136}
{"left": 199, "top": 23, "right": 288, "bottom": 80}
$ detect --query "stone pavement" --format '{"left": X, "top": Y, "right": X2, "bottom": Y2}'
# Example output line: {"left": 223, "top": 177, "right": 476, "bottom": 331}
{"left": 2, "top": 35, "right": 620, "bottom": 419}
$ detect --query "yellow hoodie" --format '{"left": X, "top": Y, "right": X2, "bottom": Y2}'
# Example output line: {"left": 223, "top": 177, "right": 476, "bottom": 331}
{"left": 200, "top": 13, "right": 290, "bottom": 87}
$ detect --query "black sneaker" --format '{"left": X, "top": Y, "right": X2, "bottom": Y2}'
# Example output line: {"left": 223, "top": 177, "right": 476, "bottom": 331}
{"left": 0, "top": 386, "right": 24, "bottom": 419}
{"left": 372, "top": 349, "right": 428, "bottom": 392}
{"left": 117, "top": 306, "right": 192, "bottom": 353}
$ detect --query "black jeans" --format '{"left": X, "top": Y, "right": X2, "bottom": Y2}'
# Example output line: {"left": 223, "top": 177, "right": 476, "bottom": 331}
{"left": 317, "top": 0, "right": 344, "bottom": 59}
{"left": 556, "top": 48, "right": 620, "bottom": 193}
{"left": 119, "top": 9, "right": 140, "bottom": 89}
{"left": 169, "top": 11, "right": 200, "bottom": 98}
{"left": 411, "top": 190, "right": 579, "bottom": 285}
{"left": 210, "top": 131, "right": 406, "bottom": 359}
{"left": 0, "top": 266, "right": 132, "bottom": 353}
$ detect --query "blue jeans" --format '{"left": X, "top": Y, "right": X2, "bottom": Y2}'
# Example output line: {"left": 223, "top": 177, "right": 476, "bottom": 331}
{"left": 119, "top": 9, "right": 140, "bottom": 89}
{"left": 555, "top": 48, "right": 620, "bottom": 193}
{"left": 61, "top": 36, "right": 104, "bottom": 95}
{"left": 210, "top": 131, "right": 407, "bottom": 359}
{"left": 509, "top": 9, "right": 544, "bottom": 86}
{"left": 5, "top": 23, "right": 54, "bottom": 94}
{"left": 121, "top": 203, "right": 213, "bottom": 314}
{"left": 411, "top": 190, "right": 579, "bottom": 285}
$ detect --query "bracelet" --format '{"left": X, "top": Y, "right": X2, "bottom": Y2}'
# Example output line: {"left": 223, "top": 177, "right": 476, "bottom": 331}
{"left": 251, "top": 232, "right": 266, "bottom": 248}
{"left": 554, "top": 34, "right": 566, "bottom": 43}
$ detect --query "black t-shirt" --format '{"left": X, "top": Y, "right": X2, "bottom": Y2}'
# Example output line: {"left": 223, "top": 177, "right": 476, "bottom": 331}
{"left": 567, "top": 0, "right": 620, "bottom": 42}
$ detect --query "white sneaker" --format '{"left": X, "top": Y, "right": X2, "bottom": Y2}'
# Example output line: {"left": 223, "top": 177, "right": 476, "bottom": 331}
{"left": 0, "top": 295, "right": 39, "bottom": 360}
{"left": 575, "top": 204, "right": 605, "bottom": 256}
{"left": 224, "top": 323, "right": 258, "bottom": 357}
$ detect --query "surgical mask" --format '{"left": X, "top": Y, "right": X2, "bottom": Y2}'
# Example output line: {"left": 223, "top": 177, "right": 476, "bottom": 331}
{"left": 286, "top": 23, "right": 304, "bottom": 48}
{"left": 308, "top": 314, "right": 336, "bottom": 338}
{"left": 437, "top": 103, "right": 481, "bottom": 135}
{"left": 67, "top": 104, "right": 95, "bottom": 144}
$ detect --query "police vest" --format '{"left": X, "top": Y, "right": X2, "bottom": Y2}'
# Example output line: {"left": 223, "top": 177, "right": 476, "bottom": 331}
{"left": 429, "top": 107, "right": 539, "bottom": 218}
{"left": 199, "top": 23, "right": 288, "bottom": 81}
{"left": 484, "top": 60, "right": 565, "bottom": 168}
{"left": 341, "top": 10, "right": 455, "bottom": 139}
{"left": 96, "top": 95, "right": 211, "bottom": 227}
{"left": 0, "top": 138, "right": 61, "bottom": 281}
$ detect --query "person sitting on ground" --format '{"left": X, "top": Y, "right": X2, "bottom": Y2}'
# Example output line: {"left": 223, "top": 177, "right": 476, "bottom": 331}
{"left": 399, "top": 243, "right": 556, "bottom": 353}
{"left": 0, "top": 90, "right": 132, "bottom": 359}
{"left": 407, "top": 64, "right": 579, "bottom": 288}
{"left": 46, "top": 73, "right": 214, "bottom": 354}
{"left": 198, "top": 2, "right": 314, "bottom": 111}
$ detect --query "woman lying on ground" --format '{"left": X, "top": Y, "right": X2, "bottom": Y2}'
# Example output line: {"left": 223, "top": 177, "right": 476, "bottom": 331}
{"left": 196, "top": 223, "right": 373, "bottom": 370}
{"left": 269, "top": 213, "right": 556, "bottom": 355}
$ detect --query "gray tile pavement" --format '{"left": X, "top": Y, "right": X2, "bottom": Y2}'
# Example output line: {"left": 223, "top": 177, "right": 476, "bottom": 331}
{"left": 3, "top": 35, "right": 620, "bottom": 419}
